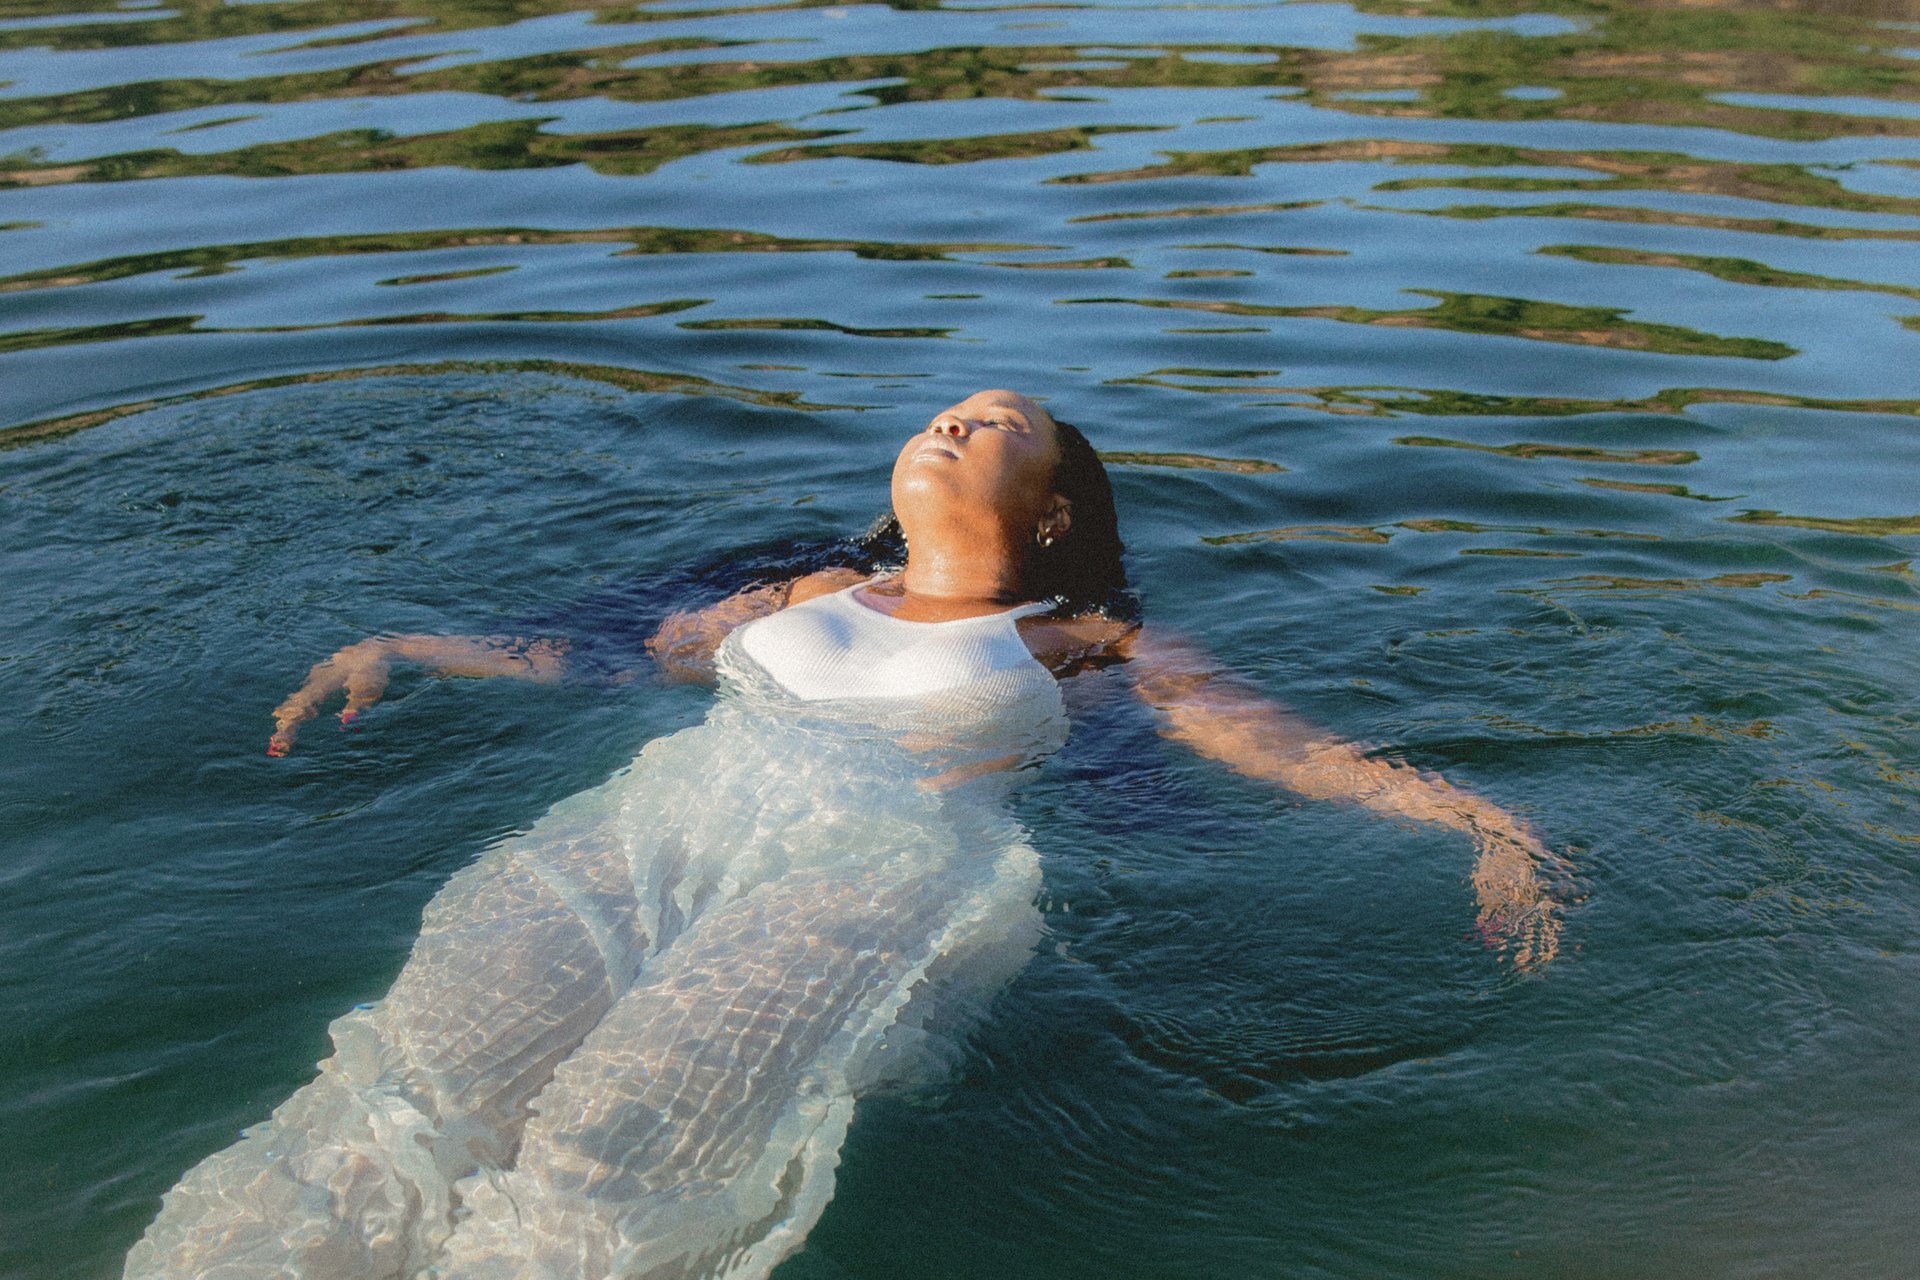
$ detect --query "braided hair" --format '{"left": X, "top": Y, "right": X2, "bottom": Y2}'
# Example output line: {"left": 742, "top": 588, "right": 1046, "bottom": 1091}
{"left": 1026, "top": 419, "right": 1132, "bottom": 619}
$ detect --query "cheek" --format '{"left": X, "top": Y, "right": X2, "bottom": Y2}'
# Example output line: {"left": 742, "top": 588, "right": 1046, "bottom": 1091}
{"left": 956, "top": 449, "right": 1047, "bottom": 526}
{"left": 1000, "top": 437, "right": 1058, "bottom": 500}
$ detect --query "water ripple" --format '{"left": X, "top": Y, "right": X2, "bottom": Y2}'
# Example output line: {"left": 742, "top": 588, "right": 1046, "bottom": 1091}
{"left": 5, "top": 1, "right": 1920, "bottom": 1276}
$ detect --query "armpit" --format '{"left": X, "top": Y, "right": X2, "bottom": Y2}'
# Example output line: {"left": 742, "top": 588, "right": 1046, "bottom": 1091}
{"left": 1022, "top": 614, "right": 1136, "bottom": 678}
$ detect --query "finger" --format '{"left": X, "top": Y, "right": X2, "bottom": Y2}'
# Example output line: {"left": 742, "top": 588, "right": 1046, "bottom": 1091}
{"left": 340, "top": 659, "right": 390, "bottom": 723}
{"left": 268, "top": 702, "right": 316, "bottom": 755}
{"left": 1535, "top": 844, "right": 1581, "bottom": 900}
{"left": 1477, "top": 895, "right": 1562, "bottom": 971}
{"left": 267, "top": 665, "right": 347, "bottom": 756}
{"left": 1512, "top": 906, "right": 1562, "bottom": 973}
{"left": 1469, "top": 832, "right": 1561, "bottom": 961}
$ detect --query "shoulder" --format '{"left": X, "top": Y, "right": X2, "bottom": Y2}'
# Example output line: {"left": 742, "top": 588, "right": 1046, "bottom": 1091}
{"left": 1018, "top": 610, "right": 1139, "bottom": 671}
{"left": 785, "top": 566, "right": 870, "bottom": 606}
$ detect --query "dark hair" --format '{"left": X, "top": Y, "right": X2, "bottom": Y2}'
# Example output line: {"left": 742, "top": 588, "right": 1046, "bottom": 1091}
{"left": 1030, "top": 419, "right": 1132, "bottom": 618}
{"left": 852, "top": 417, "right": 1134, "bottom": 621}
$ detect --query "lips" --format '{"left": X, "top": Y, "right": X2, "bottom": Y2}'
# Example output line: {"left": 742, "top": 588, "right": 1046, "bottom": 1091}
{"left": 914, "top": 438, "right": 962, "bottom": 462}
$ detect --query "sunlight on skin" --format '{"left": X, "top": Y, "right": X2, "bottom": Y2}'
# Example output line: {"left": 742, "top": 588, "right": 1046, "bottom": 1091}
{"left": 1121, "top": 627, "right": 1566, "bottom": 971}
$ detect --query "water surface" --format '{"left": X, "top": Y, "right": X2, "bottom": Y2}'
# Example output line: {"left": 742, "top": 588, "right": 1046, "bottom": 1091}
{"left": 3, "top": 0, "right": 1917, "bottom": 1276}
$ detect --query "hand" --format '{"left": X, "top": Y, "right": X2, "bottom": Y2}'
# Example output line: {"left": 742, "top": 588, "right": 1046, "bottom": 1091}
{"left": 268, "top": 638, "right": 394, "bottom": 757}
{"left": 1470, "top": 826, "right": 1570, "bottom": 973}
{"left": 1340, "top": 766, "right": 1572, "bottom": 973}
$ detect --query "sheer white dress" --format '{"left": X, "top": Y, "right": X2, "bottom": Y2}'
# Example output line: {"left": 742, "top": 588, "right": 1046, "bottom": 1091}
{"left": 126, "top": 581, "right": 1066, "bottom": 1280}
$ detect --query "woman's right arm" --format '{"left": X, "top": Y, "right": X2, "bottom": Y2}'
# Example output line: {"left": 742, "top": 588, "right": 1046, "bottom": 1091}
{"left": 269, "top": 568, "right": 869, "bottom": 754}
{"left": 268, "top": 633, "right": 569, "bottom": 756}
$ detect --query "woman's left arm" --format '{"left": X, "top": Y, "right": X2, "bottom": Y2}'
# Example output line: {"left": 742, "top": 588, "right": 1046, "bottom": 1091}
{"left": 1065, "top": 621, "right": 1567, "bottom": 970}
{"left": 645, "top": 567, "right": 870, "bottom": 684}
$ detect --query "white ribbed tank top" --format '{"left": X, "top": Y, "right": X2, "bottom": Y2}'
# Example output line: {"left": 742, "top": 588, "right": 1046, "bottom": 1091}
{"left": 733, "top": 577, "right": 1054, "bottom": 703}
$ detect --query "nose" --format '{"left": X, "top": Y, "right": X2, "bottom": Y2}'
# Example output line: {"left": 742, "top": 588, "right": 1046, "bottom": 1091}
{"left": 930, "top": 415, "right": 971, "bottom": 438}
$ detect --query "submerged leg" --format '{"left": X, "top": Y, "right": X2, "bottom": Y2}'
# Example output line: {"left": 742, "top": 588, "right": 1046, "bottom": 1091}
{"left": 432, "top": 847, "right": 1037, "bottom": 1280}
{"left": 125, "top": 820, "right": 647, "bottom": 1280}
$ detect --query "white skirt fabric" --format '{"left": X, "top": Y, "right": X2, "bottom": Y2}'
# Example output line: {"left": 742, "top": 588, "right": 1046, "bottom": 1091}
{"left": 126, "top": 665, "right": 1064, "bottom": 1280}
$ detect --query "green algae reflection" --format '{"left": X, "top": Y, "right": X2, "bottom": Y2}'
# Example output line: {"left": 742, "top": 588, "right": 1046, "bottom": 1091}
{"left": 1393, "top": 437, "right": 1701, "bottom": 466}
{"left": 1204, "top": 518, "right": 1660, "bottom": 548}
{"left": 1064, "top": 291, "right": 1795, "bottom": 360}
{"left": 1098, "top": 450, "right": 1286, "bottom": 474}
{"left": 0, "top": 119, "right": 843, "bottom": 189}
{"left": 1366, "top": 203, "right": 1920, "bottom": 247}
{"left": 8, "top": 0, "right": 1920, "bottom": 151}
{"left": 676, "top": 317, "right": 954, "bottom": 339}
{"left": 0, "top": 358, "right": 864, "bottom": 452}
{"left": 1539, "top": 245, "right": 1920, "bottom": 304}
{"left": 1055, "top": 139, "right": 1920, "bottom": 226}
{"left": 1100, "top": 379, "right": 1920, "bottom": 421}
{"left": 743, "top": 126, "right": 1167, "bottom": 167}
{"left": 1580, "top": 479, "right": 1738, "bottom": 502}
{"left": 1727, "top": 511, "right": 1920, "bottom": 538}
{"left": 0, "top": 226, "right": 1051, "bottom": 296}
{"left": 0, "top": 299, "right": 711, "bottom": 357}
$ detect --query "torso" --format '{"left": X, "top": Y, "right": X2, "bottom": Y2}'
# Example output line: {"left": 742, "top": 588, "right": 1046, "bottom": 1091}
{"left": 733, "top": 575, "right": 1055, "bottom": 704}
{"left": 779, "top": 569, "right": 1132, "bottom": 685}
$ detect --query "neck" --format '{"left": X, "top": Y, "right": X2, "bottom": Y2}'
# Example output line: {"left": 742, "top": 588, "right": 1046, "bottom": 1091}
{"left": 898, "top": 536, "right": 1029, "bottom": 604}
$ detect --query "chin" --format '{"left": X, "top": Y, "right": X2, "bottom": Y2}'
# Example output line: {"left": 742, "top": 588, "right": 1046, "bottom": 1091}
{"left": 892, "top": 466, "right": 955, "bottom": 506}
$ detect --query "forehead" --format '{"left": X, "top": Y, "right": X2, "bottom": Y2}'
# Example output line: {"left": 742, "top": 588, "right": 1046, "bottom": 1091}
{"left": 940, "top": 389, "right": 1052, "bottom": 425}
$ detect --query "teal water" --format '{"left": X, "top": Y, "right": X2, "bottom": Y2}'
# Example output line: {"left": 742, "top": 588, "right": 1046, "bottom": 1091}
{"left": 3, "top": 0, "right": 1918, "bottom": 1276}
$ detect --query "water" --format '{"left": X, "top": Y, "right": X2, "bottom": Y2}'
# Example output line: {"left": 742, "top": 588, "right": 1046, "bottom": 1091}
{"left": 2, "top": 0, "right": 1917, "bottom": 1276}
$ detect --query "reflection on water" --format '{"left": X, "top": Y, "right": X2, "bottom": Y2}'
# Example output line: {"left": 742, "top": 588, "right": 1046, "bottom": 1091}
{"left": 1730, "top": 509, "right": 1920, "bottom": 534}
{"left": 1063, "top": 289, "right": 1801, "bottom": 357}
{"left": 0, "top": 359, "right": 858, "bottom": 450}
{"left": 3, "top": 0, "right": 1918, "bottom": 1276}
{"left": 1393, "top": 435, "right": 1699, "bottom": 463}
{"left": 0, "top": 225, "right": 1045, "bottom": 292}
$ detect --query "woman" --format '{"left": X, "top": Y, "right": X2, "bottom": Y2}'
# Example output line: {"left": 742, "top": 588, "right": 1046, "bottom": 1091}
{"left": 129, "top": 390, "right": 1563, "bottom": 1280}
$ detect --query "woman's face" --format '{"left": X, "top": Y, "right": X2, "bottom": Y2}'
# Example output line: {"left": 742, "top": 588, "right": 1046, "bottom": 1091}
{"left": 890, "top": 390, "right": 1064, "bottom": 544}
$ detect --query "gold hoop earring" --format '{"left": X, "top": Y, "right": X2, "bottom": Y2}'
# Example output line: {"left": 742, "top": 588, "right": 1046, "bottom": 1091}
{"left": 1036, "top": 529, "right": 1055, "bottom": 548}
